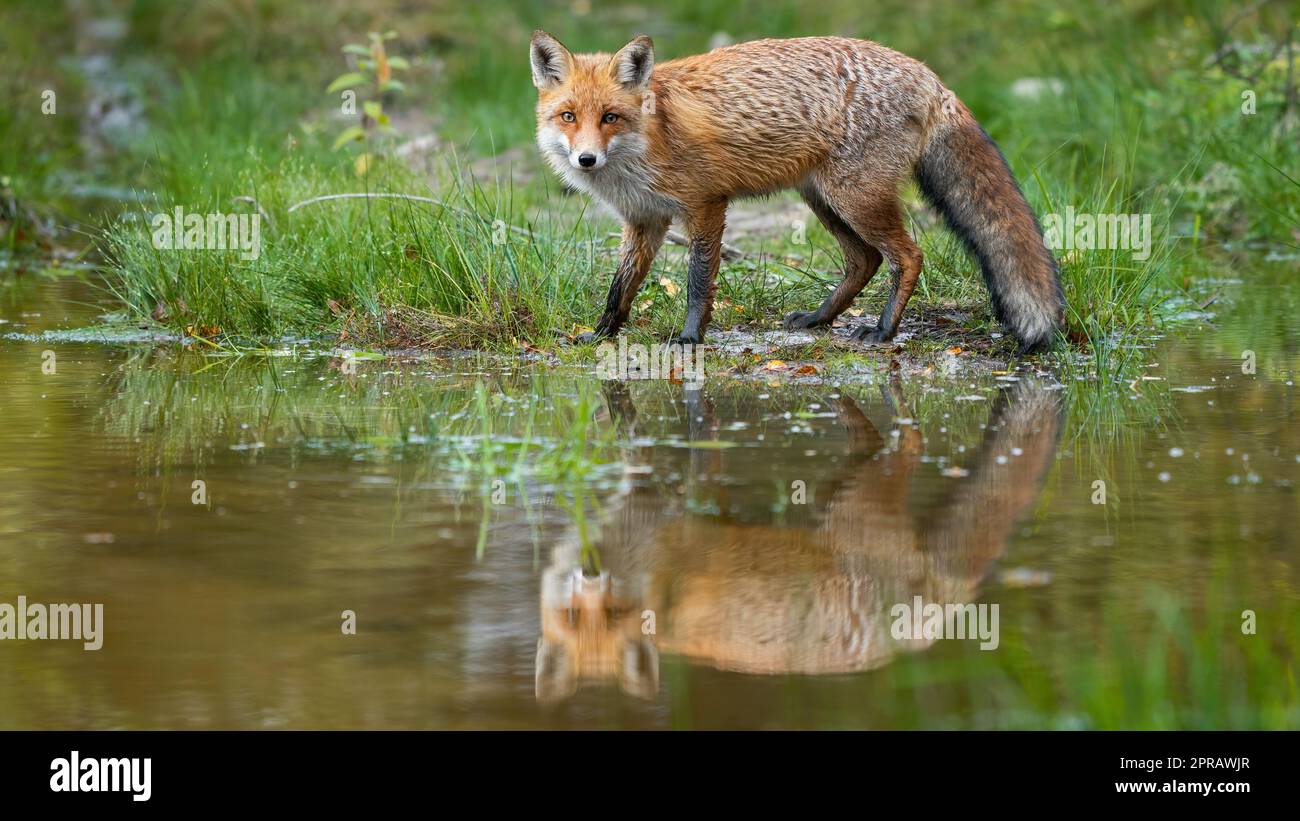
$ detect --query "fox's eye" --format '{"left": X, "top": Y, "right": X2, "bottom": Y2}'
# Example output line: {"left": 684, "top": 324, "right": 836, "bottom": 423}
{"left": 560, "top": 111, "right": 576, "bottom": 123}
{"left": 601, "top": 112, "right": 619, "bottom": 124}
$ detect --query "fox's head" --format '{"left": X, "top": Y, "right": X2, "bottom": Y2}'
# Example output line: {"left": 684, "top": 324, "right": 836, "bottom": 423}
{"left": 529, "top": 31, "right": 654, "bottom": 174}
{"left": 535, "top": 563, "right": 659, "bottom": 702}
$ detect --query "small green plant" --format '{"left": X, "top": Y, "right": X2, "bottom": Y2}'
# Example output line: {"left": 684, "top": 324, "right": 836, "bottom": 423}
{"left": 327, "top": 30, "right": 410, "bottom": 175}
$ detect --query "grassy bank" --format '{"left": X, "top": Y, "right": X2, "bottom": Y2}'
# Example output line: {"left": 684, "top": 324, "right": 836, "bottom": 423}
{"left": 3, "top": 0, "right": 1298, "bottom": 381}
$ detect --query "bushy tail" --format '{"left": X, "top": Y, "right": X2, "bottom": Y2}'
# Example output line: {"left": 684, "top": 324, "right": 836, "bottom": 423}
{"left": 915, "top": 105, "right": 1064, "bottom": 352}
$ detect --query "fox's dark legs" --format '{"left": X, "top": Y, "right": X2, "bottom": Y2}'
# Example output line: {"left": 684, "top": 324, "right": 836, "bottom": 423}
{"left": 683, "top": 388, "right": 724, "bottom": 488}
{"left": 784, "top": 186, "right": 884, "bottom": 330}
{"left": 818, "top": 181, "right": 924, "bottom": 344}
{"left": 923, "top": 382, "right": 1063, "bottom": 586}
{"left": 822, "top": 379, "right": 924, "bottom": 554}
{"left": 849, "top": 208, "right": 923, "bottom": 344}
{"left": 579, "top": 218, "right": 669, "bottom": 342}
{"left": 600, "top": 381, "right": 640, "bottom": 437}
{"left": 675, "top": 201, "right": 727, "bottom": 345}
{"left": 863, "top": 231, "right": 924, "bottom": 344}
{"left": 828, "top": 393, "right": 885, "bottom": 456}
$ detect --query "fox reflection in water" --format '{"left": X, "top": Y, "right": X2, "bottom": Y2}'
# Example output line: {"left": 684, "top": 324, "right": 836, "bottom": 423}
{"left": 536, "top": 379, "right": 1063, "bottom": 701}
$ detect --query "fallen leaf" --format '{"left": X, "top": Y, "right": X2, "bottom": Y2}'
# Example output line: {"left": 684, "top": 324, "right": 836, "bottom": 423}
{"left": 793, "top": 364, "right": 818, "bottom": 375}
{"left": 762, "top": 359, "right": 789, "bottom": 371}
{"left": 659, "top": 277, "right": 679, "bottom": 297}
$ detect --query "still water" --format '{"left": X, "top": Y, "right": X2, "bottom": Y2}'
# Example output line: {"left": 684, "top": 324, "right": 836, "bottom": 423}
{"left": 0, "top": 268, "right": 1296, "bottom": 729}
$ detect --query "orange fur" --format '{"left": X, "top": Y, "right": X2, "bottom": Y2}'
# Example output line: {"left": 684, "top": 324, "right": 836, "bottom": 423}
{"left": 531, "top": 33, "right": 1064, "bottom": 350}
{"left": 535, "top": 381, "right": 1063, "bottom": 698}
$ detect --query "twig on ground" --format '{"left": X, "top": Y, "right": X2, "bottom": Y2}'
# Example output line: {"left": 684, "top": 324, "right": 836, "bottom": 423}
{"left": 601, "top": 230, "right": 746, "bottom": 261}
{"left": 287, "top": 192, "right": 557, "bottom": 244}
{"left": 231, "top": 196, "right": 273, "bottom": 230}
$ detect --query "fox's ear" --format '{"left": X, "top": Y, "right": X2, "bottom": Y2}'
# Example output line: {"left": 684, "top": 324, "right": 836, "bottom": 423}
{"left": 610, "top": 35, "right": 654, "bottom": 90}
{"left": 530, "top": 31, "right": 573, "bottom": 90}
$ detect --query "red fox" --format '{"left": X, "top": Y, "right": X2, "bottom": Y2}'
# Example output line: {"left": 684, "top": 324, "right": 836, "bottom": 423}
{"left": 535, "top": 381, "right": 1063, "bottom": 700}
{"left": 530, "top": 33, "right": 1065, "bottom": 352}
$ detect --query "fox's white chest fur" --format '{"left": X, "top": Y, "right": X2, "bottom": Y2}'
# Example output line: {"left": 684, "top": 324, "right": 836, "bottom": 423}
{"left": 539, "top": 130, "right": 681, "bottom": 224}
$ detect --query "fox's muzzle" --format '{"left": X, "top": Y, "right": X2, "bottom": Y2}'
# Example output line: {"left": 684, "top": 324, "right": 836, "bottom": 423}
{"left": 569, "top": 149, "right": 607, "bottom": 170}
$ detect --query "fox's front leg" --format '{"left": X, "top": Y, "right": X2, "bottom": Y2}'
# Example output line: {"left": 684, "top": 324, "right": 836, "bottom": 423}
{"left": 675, "top": 201, "right": 727, "bottom": 345}
{"left": 578, "top": 219, "right": 669, "bottom": 342}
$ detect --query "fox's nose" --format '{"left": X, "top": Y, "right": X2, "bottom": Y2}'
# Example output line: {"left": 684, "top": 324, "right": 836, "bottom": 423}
{"left": 578, "top": 153, "right": 597, "bottom": 168}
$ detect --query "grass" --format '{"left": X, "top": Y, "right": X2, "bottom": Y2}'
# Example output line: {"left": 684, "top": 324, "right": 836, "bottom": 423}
{"left": 3, "top": 0, "right": 1298, "bottom": 388}
{"left": 105, "top": 159, "right": 607, "bottom": 347}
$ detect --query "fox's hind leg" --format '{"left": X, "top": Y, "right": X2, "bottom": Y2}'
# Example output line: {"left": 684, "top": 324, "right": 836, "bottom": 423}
{"left": 783, "top": 184, "right": 884, "bottom": 330}
{"left": 819, "top": 181, "right": 924, "bottom": 344}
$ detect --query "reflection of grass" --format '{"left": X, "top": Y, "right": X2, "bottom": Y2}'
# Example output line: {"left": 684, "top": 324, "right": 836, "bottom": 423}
{"left": 998, "top": 574, "right": 1299, "bottom": 729}
{"left": 1061, "top": 373, "right": 1174, "bottom": 512}
{"left": 462, "top": 379, "right": 617, "bottom": 557}
{"left": 97, "top": 349, "right": 623, "bottom": 525}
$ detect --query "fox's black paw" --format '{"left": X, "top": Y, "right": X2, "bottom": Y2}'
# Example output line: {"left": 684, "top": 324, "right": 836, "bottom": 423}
{"left": 782, "top": 310, "right": 830, "bottom": 330}
{"left": 672, "top": 331, "right": 704, "bottom": 346}
{"left": 1015, "top": 337, "right": 1056, "bottom": 356}
{"left": 574, "top": 330, "right": 607, "bottom": 345}
{"left": 850, "top": 325, "right": 894, "bottom": 345}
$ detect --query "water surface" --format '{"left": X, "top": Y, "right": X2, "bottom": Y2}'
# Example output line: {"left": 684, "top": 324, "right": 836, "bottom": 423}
{"left": 0, "top": 269, "right": 1296, "bottom": 729}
